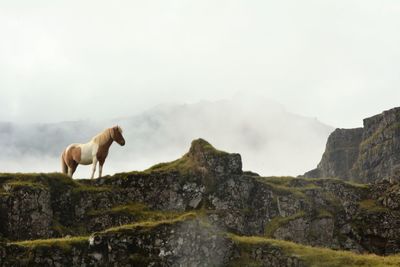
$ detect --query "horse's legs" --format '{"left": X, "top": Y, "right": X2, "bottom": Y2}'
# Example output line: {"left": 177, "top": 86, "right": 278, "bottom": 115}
{"left": 98, "top": 164, "right": 103, "bottom": 178}
{"left": 67, "top": 167, "right": 73, "bottom": 177}
{"left": 98, "top": 159, "right": 105, "bottom": 178}
{"left": 90, "top": 158, "right": 98, "bottom": 179}
{"left": 68, "top": 162, "right": 78, "bottom": 178}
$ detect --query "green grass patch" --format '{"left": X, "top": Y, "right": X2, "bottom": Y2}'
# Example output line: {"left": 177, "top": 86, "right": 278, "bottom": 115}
{"left": 256, "top": 177, "right": 307, "bottom": 199}
{"left": 104, "top": 212, "right": 198, "bottom": 233}
{"left": 11, "top": 236, "right": 88, "bottom": 251}
{"left": 316, "top": 209, "right": 333, "bottom": 219}
{"left": 72, "top": 184, "right": 113, "bottom": 193}
{"left": 230, "top": 234, "right": 400, "bottom": 267}
{"left": 144, "top": 138, "right": 228, "bottom": 174}
{"left": 144, "top": 153, "right": 196, "bottom": 174}
{"left": 264, "top": 211, "right": 306, "bottom": 237}
{"left": 88, "top": 202, "right": 184, "bottom": 222}
{"left": 358, "top": 199, "right": 389, "bottom": 213}
{"left": 3, "top": 180, "right": 47, "bottom": 190}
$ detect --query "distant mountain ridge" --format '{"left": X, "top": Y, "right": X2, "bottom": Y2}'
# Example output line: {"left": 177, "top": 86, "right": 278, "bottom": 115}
{"left": 0, "top": 99, "right": 333, "bottom": 177}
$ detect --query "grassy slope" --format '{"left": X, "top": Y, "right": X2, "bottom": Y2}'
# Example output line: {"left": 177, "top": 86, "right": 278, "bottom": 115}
{"left": 230, "top": 235, "right": 400, "bottom": 267}
{"left": 9, "top": 217, "right": 400, "bottom": 267}
{"left": 1, "top": 171, "right": 398, "bottom": 266}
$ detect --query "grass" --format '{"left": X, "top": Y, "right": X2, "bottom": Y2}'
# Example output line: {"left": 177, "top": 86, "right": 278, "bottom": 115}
{"left": 358, "top": 199, "right": 389, "bottom": 213}
{"left": 88, "top": 202, "right": 185, "bottom": 223}
{"left": 71, "top": 184, "right": 112, "bottom": 193}
{"left": 230, "top": 234, "right": 400, "bottom": 267}
{"left": 10, "top": 212, "right": 198, "bottom": 250}
{"left": 264, "top": 211, "right": 306, "bottom": 237}
{"left": 256, "top": 177, "right": 307, "bottom": 199}
{"left": 2, "top": 180, "right": 47, "bottom": 190}
{"left": 11, "top": 236, "right": 88, "bottom": 251}
{"left": 316, "top": 209, "right": 333, "bottom": 219}
{"left": 144, "top": 153, "right": 197, "bottom": 174}
{"left": 103, "top": 212, "right": 198, "bottom": 233}
{"left": 144, "top": 138, "right": 227, "bottom": 174}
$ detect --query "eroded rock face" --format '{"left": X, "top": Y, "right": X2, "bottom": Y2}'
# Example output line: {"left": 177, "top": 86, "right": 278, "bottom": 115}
{"left": 0, "top": 218, "right": 306, "bottom": 267}
{"left": 188, "top": 138, "right": 242, "bottom": 176}
{"left": 353, "top": 108, "right": 400, "bottom": 183}
{"left": 1, "top": 184, "right": 53, "bottom": 240}
{"left": 305, "top": 107, "right": 400, "bottom": 183}
{"left": 304, "top": 128, "right": 363, "bottom": 179}
{"left": 273, "top": 216, "right": 336, "bottom": 248}
{"left": 1, "top": 136, "right": 400, "bottom": 265}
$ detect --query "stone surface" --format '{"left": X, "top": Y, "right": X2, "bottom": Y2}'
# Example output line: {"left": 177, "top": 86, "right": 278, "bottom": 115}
{"left": 304, "top": 128, "right": 363, "bottom": 179}
{"left": 1, "top": 135, "right": 400, "bottom": 265}
{"left": 304, "top": 107, "right": 400, "bottom": 183}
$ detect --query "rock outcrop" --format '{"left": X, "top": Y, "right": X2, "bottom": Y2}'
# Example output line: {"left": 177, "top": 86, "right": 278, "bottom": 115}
{"left": 304, "top": 107, "right": 400, "bottom": 183}
{"left": 1, "top": 138, "right": 400, "bottom": 266}
{"left": 304, "top": 128, "right": 363, "bottom": 179}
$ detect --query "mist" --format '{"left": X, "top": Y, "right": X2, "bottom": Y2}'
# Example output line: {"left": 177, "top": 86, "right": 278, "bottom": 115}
{"left": 1, "top": 1, "right": 400, "bottom": 128}
{"left": 0, "top": 98, "right": 333, "bottom": 178}
{"left": 1, "top": 1, "right": 399, "bottom": 177}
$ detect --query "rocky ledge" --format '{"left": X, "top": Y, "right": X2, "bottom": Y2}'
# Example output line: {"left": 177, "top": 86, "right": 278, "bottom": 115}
{"left": 1, "top": 138, "right": 400, "bottom": 266}
{"left": 304, "top": 107, "right": 400, "bottom": 183}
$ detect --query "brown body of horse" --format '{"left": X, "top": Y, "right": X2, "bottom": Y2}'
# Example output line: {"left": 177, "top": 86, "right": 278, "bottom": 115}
{"left": 61, "top": 126, "right": 125, "bottom": 178}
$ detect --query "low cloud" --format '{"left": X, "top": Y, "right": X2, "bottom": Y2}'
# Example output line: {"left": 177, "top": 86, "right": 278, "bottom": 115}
{"left": 0, "top": 98, "right": 333, "bottom": 178}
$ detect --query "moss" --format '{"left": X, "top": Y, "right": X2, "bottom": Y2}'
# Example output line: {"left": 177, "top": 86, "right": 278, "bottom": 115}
{"left": 88, "top": 202, "right": 184, "bottom": 222}
{"left": 128, "top": 253, "right": 155, "bottom": 265}
{"left": 344, "top": 180, "right": 369, "bottom": 189}
{"left": 72, "top": 184, "right": 113, "bottom": 193}
{"left": 12, "top": 236, "right": 88, "bottom": 251}
{"left": 3, "top": 180, "right": 47, "bottom": 190}
{"left": 144, "top": 138, "right": 228, "bottom": 175}
{"left": 264, "top": 211, "right": 306, "bottom": 237}
{"left": 360, "top": 123, "right": 400, "bottom": 149}
{"left": 230, "top": 234, "right": 400, "bottom": 267}
{"left": 0, "top": 172, "right": 80, "bottom": 195}
{"left": 144, "top": 153, "right": 196, "bottom": 174}
{"left": 256, "top": 177, "right": 307, "bottom": 199}
{"left": 104, "top": 212, "right": 198, "bottom": 233}
{"left": 358, "top": 199, "right": 389, "bottom": 213}
{"left": 51, "top": 219, "right": 86, "bottom": 237}
{"left": 260, "top": 176, "right": 296, "bottom": 185}
{"left": 316, "top": 209, "right": 333, "bottom": 219}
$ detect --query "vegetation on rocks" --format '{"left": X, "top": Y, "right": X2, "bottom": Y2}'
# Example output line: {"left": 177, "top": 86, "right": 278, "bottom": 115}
{"left": 2, "top": 125, "right": 400, "bottom": 266}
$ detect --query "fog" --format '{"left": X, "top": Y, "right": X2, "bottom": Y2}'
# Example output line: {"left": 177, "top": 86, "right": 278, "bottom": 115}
{"left": 0, "top": 1, "right": 399, "bottom": 176}
{"left": 0, "top": 1, "right": 400, "bottom": 128}
{"left": 0, "top": 98, "right": 333, "bottom": 178}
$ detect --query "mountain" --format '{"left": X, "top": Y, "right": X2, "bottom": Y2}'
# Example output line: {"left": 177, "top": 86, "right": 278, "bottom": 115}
{"left": 0, "top": 98, "right": 333, "bottom": 177}
{"left": 1, "top": 139, "right": 400, "bottom": 266}
{"left": 304, "top": 107, "right": 400, "bottom": 183}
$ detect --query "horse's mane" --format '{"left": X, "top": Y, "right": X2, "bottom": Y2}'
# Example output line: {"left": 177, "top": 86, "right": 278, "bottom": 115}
{"left": 92, "top": 128, "right": 112, "bottom": 145}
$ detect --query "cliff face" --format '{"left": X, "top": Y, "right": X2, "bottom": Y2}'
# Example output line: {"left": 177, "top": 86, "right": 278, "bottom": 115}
{"left": 304, "top": 107, "right": 400, "bottom": 183}
{"left": 353, "top": 108, "right": 400, "bottom": 183}
{"left": 304, "top": 128, "right": 363, "bottom": 179}
{"left": 1, "top": 138, "right": 400, "bottom": 266}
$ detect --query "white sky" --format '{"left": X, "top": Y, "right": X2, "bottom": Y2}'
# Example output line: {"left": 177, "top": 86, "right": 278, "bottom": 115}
{"left": 1, "top": 0, "right": 399, "bottom": 128}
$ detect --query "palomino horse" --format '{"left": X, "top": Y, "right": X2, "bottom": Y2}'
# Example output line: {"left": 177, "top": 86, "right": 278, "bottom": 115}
{"left": 61, "top": 126, "right": 125, "bottom": 178}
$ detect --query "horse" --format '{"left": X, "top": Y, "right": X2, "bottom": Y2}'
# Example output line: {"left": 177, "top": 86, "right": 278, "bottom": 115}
{"left": 61, "top": 125, "right": 125, "bottom": 178}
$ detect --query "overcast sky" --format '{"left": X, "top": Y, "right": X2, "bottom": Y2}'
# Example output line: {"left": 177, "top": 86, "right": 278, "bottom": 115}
{"left": 1, "top": 0, "right": 399, "bottom": 128}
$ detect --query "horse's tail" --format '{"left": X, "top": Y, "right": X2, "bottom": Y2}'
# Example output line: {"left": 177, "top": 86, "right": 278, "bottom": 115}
{"left": 61, "top": 150, "right": 68, "bottom": 174}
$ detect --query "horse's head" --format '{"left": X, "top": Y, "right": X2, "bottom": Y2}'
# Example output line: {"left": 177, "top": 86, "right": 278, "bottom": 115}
{"left": 110, "top": 125, "right": 125, "bottom": 146}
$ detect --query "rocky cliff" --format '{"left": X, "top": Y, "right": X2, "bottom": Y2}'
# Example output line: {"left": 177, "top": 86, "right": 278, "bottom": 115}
{"left": 304, "top": 107, "right": 400, "bottom": 183}
{"left": 1, "top": 138, "right": 400, "bottom": 266}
